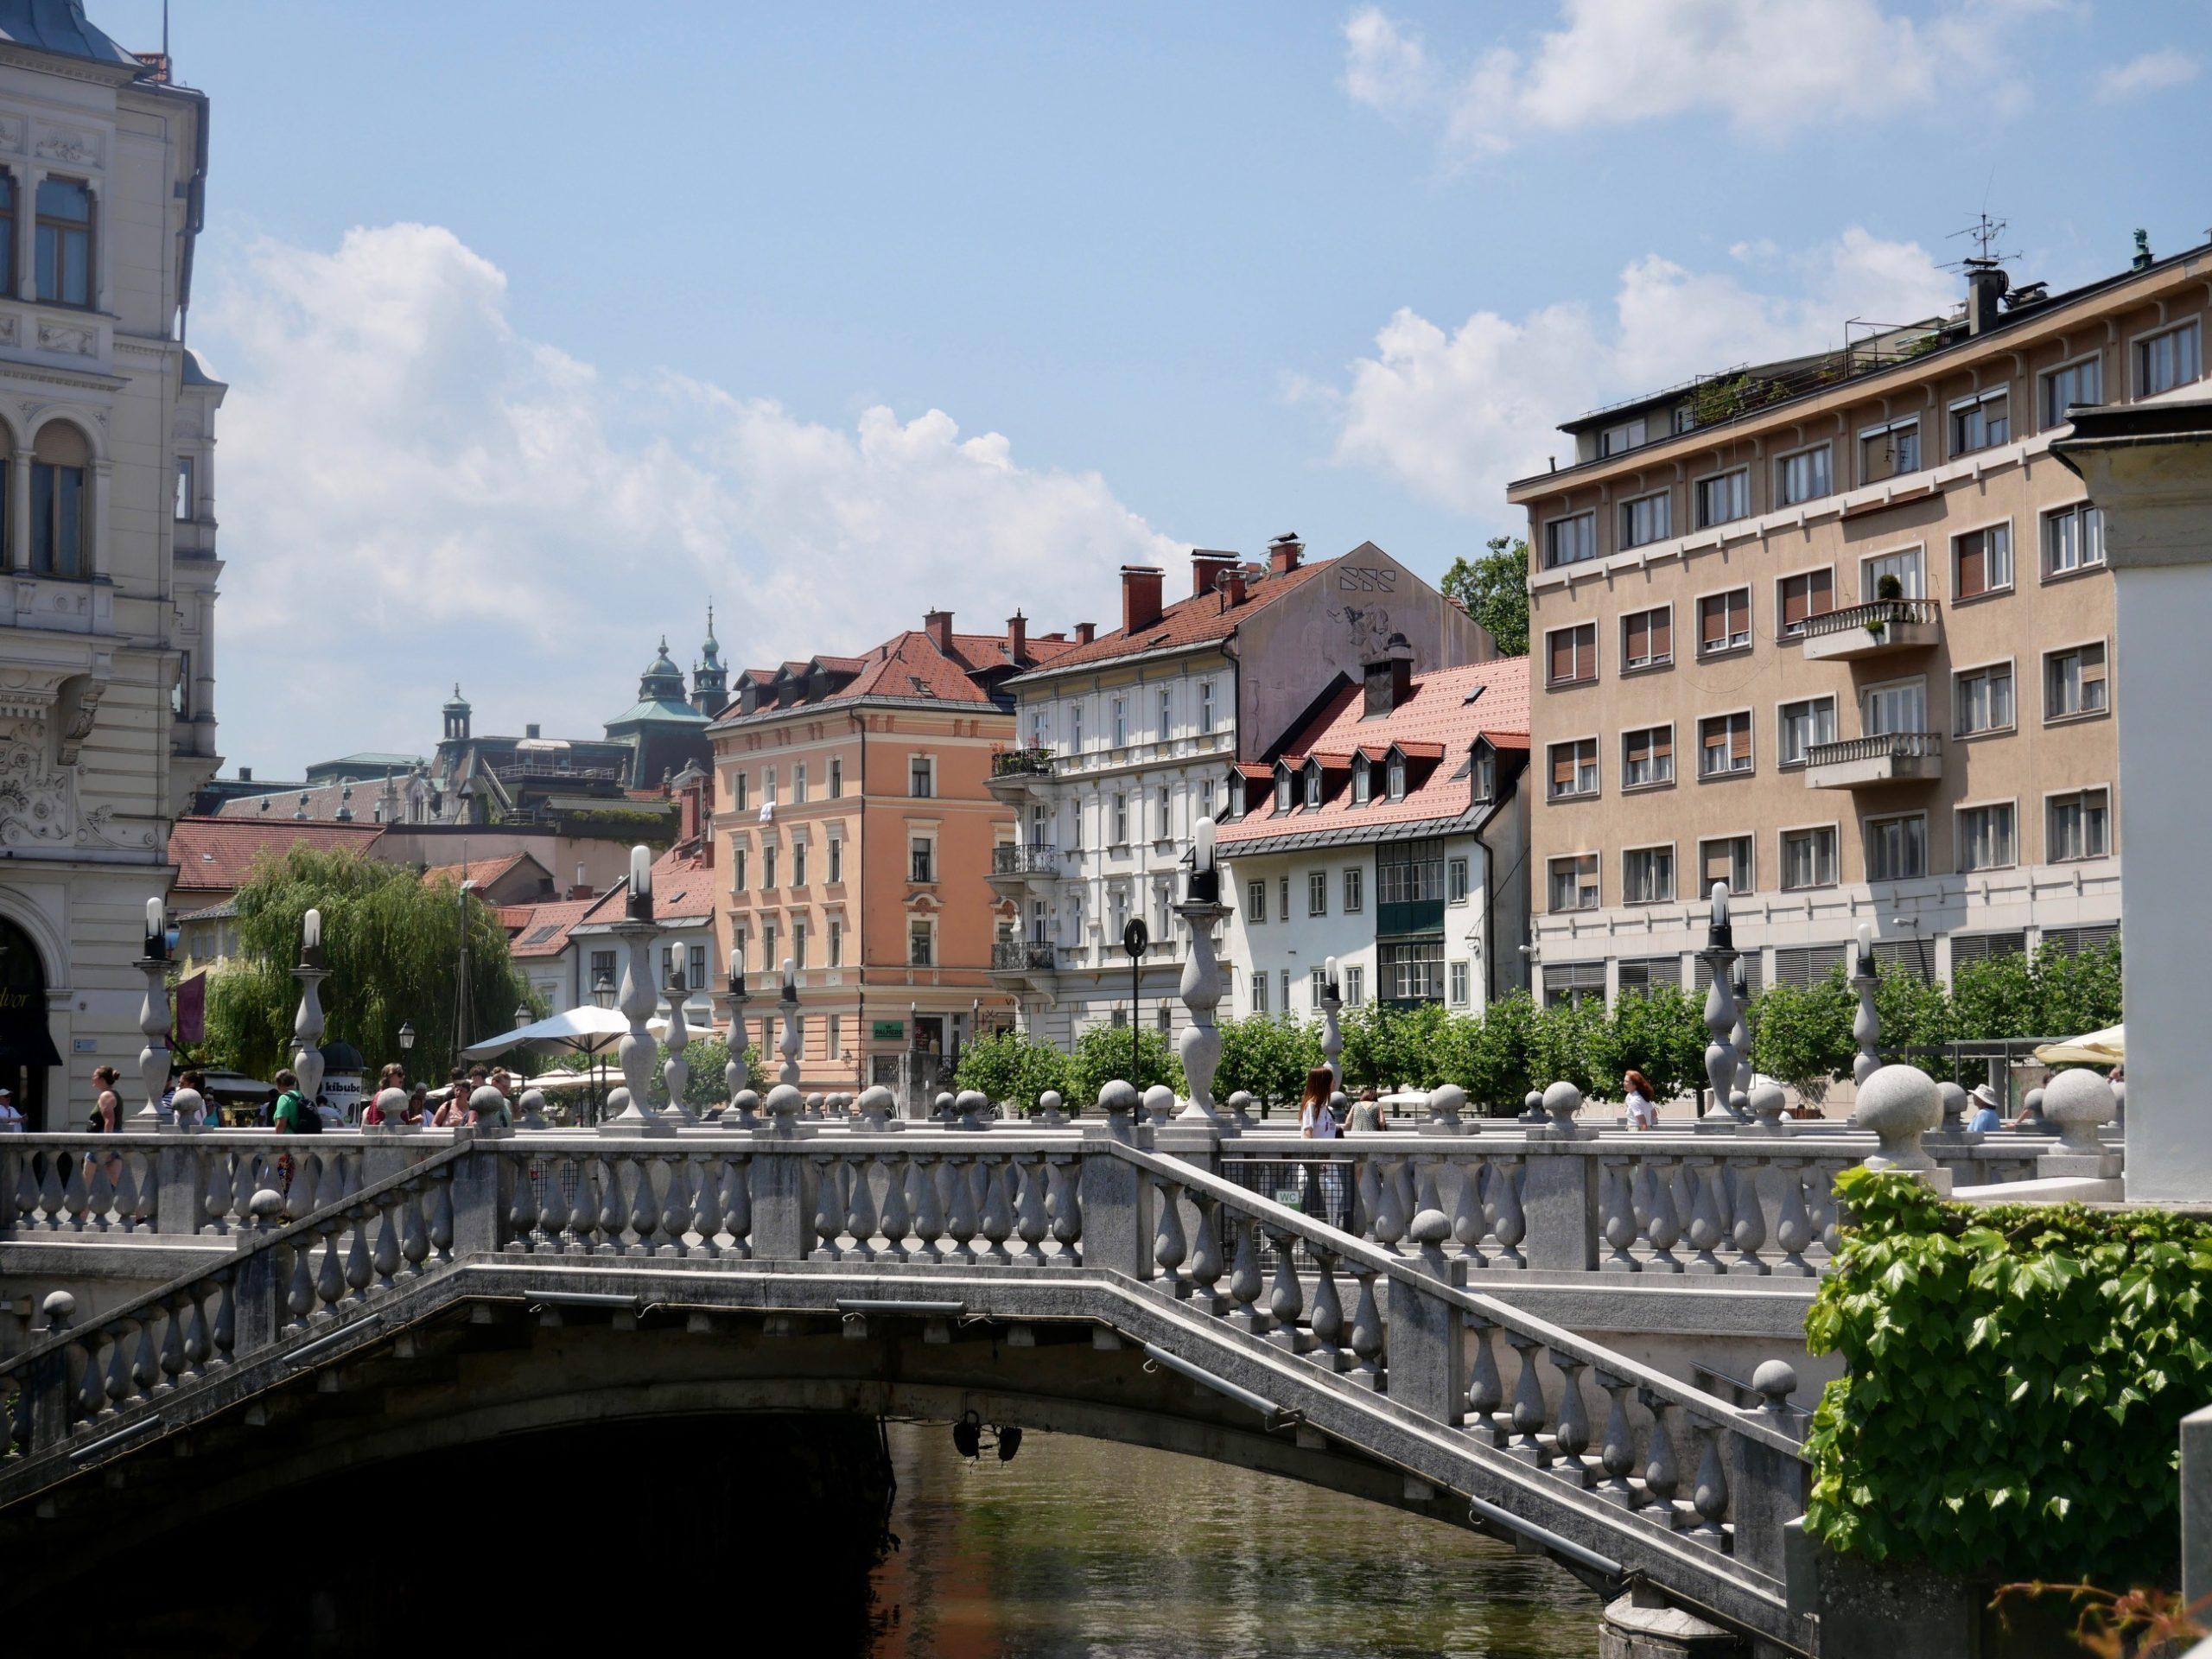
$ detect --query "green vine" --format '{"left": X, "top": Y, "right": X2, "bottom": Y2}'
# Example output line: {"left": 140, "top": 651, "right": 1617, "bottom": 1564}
{"left": 1804, "top": 1169, "right": 2212, "bottom": 1584}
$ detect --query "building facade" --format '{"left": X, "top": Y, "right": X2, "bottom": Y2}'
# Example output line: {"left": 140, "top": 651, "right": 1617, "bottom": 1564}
{"left": 710, "top": 611, "right": 1075, "bottom": 1096}
{"left": 1217, "top": 653, "right": 1531, "bottom": 1022}
{"left": 0, "top": 13, "right": 218, "bottom": 1127}
{"left": 1509, "top": 239, "right": 2210, "bottom": 1006}
{"left": 990, "top": 537, "right": 1493, "bottom": 1048}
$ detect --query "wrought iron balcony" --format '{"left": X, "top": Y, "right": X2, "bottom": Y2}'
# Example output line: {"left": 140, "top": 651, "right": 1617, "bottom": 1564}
{"left": 989, "top": 939, "right": 1058, "bottom": 974}
{"left": 989, "top": 842, "right": 1061, "bottom": 880}
{"left": 989, "top": 747, "right": 1057, "bottom": 779}
{"left": 1799, "top": 598, "right": 1942, "bottom": 663}
{"left": 1803, "top": 730, "right": 1943, "bottom": 790}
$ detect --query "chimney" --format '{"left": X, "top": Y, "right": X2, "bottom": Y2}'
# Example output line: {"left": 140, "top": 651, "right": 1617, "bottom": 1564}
{"left": 238, "top": 766, "right": 252, "bottom": 782}
{"left": 1268, "top": 533, "right": 1304, "bottom": 575}
{"left": 1965, "top": 264, "right": 2009, "bottom": 336}
{"left": 1363, "top": 632, "right": 1415, "bottom": 717}
{"left": 925, "top": 608, "right": 955, "bottom": 652}
{"left": 571, "top": 861, "right": 589, "bottom": 900}
{"left": 1120, "top": 565, "right": 1164, "bottom": 634}
{"left": 1006, "top": 610, "right": 1027, "bottom": 662}
{"left": 525, "top": 722, "right": 541, "bottom": 740}
{"left": 1074, "top": 621, "right": 1096, "bottom": 645}
{"left": 1221, "top": 568, "right": 1248, "bottom": 608}
{"left": 1191, "top": 550, "right": 1237, "bottom": 597}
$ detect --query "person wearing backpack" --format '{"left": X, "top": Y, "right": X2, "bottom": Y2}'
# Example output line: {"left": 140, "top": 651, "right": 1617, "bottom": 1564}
{"left": 271, "top": 1069, "right": 320, "bottom": 1135}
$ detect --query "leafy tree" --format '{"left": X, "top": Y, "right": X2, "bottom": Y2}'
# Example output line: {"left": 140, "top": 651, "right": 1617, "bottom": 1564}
{"left": 1068, "top": 1022, "right": 1183, "bottom": 1107}
{"left": 200, "top": 846, "right": 533, "bottom": 1079}
{"left": 1212, "top": 1015, "right": 1324, "bottom": 1116}
{"left": 2028, "top": 938, "right": 2122, "bottom": 1039}
{"left": 643, "top": 1037, "right": 766, "bottom": 1109}
{"left": 1440, "top": 536, "right": 1529, "bottom": 657}
{"left": 1452, "top": 991, "right": 1538, "bottom": 1114}
{"left": 954, "top": 1028, "right": 1073, "bottom": 1115}
{"left": 1748, "top": 977, "right": 1855, "bottom": 1094}
{"left": 1529, "top": 995, "right": 1601, "bottom": 1094}
{"left": 1599, "top": 984, "right": 1707, "bottom": 1103}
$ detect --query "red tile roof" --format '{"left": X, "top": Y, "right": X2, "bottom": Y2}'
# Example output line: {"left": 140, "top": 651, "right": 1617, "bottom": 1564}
{"left": 214, "top": 779, "right": 387, "bottom": 823}
{"left": 1217, "top": 657, "right": 1530, "bottom": 847}
{"left": 504, "top": 896, "right": 600, "bottom": 960}
{"left": 1009, "top": 556, "right": 1333, "bottom": 677}
{"left": 420, "top": 850, "right": 534, "bottom": 891}
{"left": 574, "top": 845, "right": 717, "bottom": 926}
{"left": 168, "top": 817, "right": 387, "bottom": 898}
{"left": 711, "top": 622, "right": 1078, "bottom": 728}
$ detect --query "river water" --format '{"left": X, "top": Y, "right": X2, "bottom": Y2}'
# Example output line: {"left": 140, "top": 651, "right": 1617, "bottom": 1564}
{"left": 865, "top": 1422, "right": 1602, "bottom": 1658}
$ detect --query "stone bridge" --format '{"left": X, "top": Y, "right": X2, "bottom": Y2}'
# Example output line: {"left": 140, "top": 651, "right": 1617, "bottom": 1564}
{"left": 0, "top": 1090, "right": 2092, "bottom": 1656}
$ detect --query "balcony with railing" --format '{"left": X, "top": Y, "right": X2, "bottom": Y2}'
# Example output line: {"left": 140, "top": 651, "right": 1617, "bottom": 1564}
{"left": 1800, "top": 598, "right": 1942, "bottom": 663}
{"left": 987, "top": 842, "right": 1061, "bottom": 887}
{"left": 988, "top": 938, "right": 1058, "bottom": 977}
{"left": 1803, "top": 730, "right": 1943, "bottom": 790}
{"left": 986, "top": 747, "right": 1057, "bottom": 794}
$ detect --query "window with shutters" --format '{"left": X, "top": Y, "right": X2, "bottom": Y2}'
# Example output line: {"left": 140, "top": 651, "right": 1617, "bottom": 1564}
{"left": 1542, "top": 960, "right": 1605, "bottom": 1007}
{"left": 1953, "top": 662, "right": 2015, "bottom": 736}
{"left": 2046, "top": 786, "right": 2111, "bottom": 861}
{"left": 1953, "top": 524, "right": 2013, "bottom": 599}
{"left": 1697, "top": 588, "right": 1751, "bottom": 658}
{"left": 828, "top": 836, "right": 843, "bottom": 884}
{"left": 1949, "top": 387, "right": 2010, "bottom": 455}
{"left": 1865, "top": 813, "right": 1927, "bottom": 881}
{"left": 2041, "top": 923, "right": 2120, "bottom": 957}
{"left": 1621, "top": 724, "right": 1673, "bottom": 790}
{"left": 828, "top": 757, "right": 842, "bottom": 798}
{"left": 1619, "top": 490, "right": 1670, "bottom": 549}
{"left": 1951, "top": 931, "right": 2025, "bottom": 969}
{"left": 2135, "top": 319, "right": 2202, "bottom": 397}
{"left": 1776, "top": 569, "right": 1835, "bottom": 639}
{"left": 793, "top": 763, "right": 808, "bottom": 803}
{"left": 1546, "top": 622, "right": 1598, "bottom": 687}
{"left": 1781, "top": 825, "right": 1838, "bottom": 891}
{"left": 1693, "top": 953, "right": 1764, "bottom": 997}
{"left": 1873, "top": 938, "right": 1936, "bottom": 983}
{"left": 1774, "top": 944, "right": 1847, "bottom": 987}
{"left": 2042, "top": 503, "right": 2105, "bottom": 577}
{"left": 1777, "top": 696, "right": 1836, "bottom": 769}
{"left": 1280, "top": 874, "right": 1292, "bottom": 918}
{"left": 1699, "top": 835, "right": 1754, "bottom": 896}
{"left": 1623, "top": 845, "right": 1675, "bottom": 905}
{"left": 1694, "top": 467, "right": 1750, "bottom": 528}
{"left": 1957, "top": 802, "right": 2017, "bottom": 872}
{"left": 791, "top": 838, "right": 808, "bottom": 887}
{"left": 1617, "top": 957, "right": 1681, "bottom": 997}
{"left": 2044, "top": 642, "right": 2108, "bottom": 721}
{"left": 1548, "top": 738, "right": 1599, "bottom": 800}
{"left": 2041, "top": 356, "right": 2102, "bottom": 428}
{"left": 1544, "top": 511, "right": 1598, "bottom": 569}
{"left": 1775, "top": 443, "right": 1831, "bottom": 507}
{"left": 1620, "top": 605, "right": 1673, "bottom": 671}
{"left": 1858, "top": 417, "right": 1920, "bottom": 483}
{"left": 1698, "top": 712, "right": 1753, "bottom": 779}
{"left": 1547, "top": 854, "right": 1599, "bottom": 912}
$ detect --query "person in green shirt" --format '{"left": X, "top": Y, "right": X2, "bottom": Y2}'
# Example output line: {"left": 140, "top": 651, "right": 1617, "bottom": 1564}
{"left": 270, "top": 1069, "right": 309, "bottom": 1132}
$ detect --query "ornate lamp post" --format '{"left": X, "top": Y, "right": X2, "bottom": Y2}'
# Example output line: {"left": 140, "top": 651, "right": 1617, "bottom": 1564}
{"left": 661, "top": 957, "right": 697, "bottom": 1127}
{"left": 1319, "top": 955, "right": 1344, "bottom": 1093}
{"left": 133, "top": 898, "right": 174, "bottom": 1127}
{"left": 1174, "top": 817, "right": 1229, "bottom": 1124}
{"left": 601, "top": 847, "right": 670, "bottom": 1135}
{"left": 292, "top": 907, "right": 330, "bottom": 1121}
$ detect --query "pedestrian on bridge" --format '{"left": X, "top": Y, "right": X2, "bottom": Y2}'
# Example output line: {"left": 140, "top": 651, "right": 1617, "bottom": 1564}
{"left": 0, "top": 1086, "right": 21, "bottom": 1133}
{"left": 1298, "top": 1068, "right": 1347, "bottom": 1227}
{"left": 1622, "top": 1071, "right": 1659, "bottom": 1131}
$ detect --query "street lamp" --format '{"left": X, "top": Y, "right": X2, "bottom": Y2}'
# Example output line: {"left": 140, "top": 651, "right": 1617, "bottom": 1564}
{"left": 515, "top": 1001, "right": 531, "bottom": 1031}
{"left": 397, "top": 1020, "right": 416, "bottom": 1052}
{"left": 590, "top": 970, "right": 617, "bottom": 1122}
{"left": 592, "top": 972, "right": 616, "bottom": 1009}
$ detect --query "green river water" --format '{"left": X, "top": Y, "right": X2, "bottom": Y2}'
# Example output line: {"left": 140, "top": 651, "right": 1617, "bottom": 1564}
{"left": 866, "top": 1421, "right": 1603, "bottom": 1658}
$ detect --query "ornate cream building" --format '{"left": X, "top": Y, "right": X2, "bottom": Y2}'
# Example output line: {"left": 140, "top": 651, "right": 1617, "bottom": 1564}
{"left": 0, "top": 7, "right": 218, "bottom": 1128}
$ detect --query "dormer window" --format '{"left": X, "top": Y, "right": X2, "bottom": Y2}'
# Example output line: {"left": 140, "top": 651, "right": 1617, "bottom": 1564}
{"left": 1274, "top": 767, "right": 1293, "bottom": 812}
{"left": 1352, "top": 760, "right": 1371, "bottom": 805}
{"left": 1472, "top": 746, "right": 1497, "bottom": 803}
{"left": 1302, "top": 760, "right": 1322, "bottom": 809}
{"left": 1386, "top": 752, "right": 1407, "bottom": 801}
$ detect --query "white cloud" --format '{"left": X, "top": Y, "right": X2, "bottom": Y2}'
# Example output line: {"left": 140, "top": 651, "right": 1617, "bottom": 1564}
{"left": 1329, "top": 228, "right": 1955, "bottom": 516}
{"left": 1343, "top": 0, "right": 2048, "bottom": 158}
{"left": 2095, "top": 48, "right": 2199, "bottom": 101}
{"left": 197, "top": 223, "right": 1177, "bottom": 770}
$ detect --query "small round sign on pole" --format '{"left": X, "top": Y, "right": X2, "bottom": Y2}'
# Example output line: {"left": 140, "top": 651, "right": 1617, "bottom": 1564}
{"left": 1122, "top": 918, "right": 1149, "bottom": 1092}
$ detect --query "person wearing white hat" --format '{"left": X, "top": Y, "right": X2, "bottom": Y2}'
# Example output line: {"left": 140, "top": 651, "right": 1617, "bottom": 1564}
{"left": 0, "top": 1086, "right": 22, "bottom": 1133}
{"left": 1964, "top": 1083, "right": 2003, "bottom": 1134}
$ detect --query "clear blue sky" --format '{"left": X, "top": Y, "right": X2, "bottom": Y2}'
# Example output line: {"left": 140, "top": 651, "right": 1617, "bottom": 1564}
{"left": 91, "top": 1, "right": 2212, "bottom": 772}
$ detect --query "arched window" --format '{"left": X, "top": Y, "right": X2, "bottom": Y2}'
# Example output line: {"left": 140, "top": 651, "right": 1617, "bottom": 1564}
{"left": 35, "top": 177, "right": 92, "bottom": 306}
{"left": 31, "top": 422, "right": 88, "bottom": 577}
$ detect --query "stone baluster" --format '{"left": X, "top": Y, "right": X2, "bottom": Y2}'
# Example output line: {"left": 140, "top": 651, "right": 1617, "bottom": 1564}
{"left": 690, "top": 1155, "right": 721, "bottom": 1257}
{"left": 909, "top": 1155, "right": 945, "bottom": 1263}
{"left": 428, "top": 1170, "right": 455, "bottom": 1262}
{"left": 400, "top": 1185, "right": 432, "bottom": 1272}
{"left": 1265, "top": 1230, "right": 1303, "bottom": 1350}
{"left": 283, "top": 1231, "right": 315, "bottom": 1330}
{"left": 721, "top": 1158, "right": 752, "bottom": 1259}
{"left": 810, "top": 1156, "right": 844, "bottom": 1261}
{"left": 1637, "top": 1389, "right": 1683, "bottom": 1526}
{"left": 1046, "top": 1154, "right": 1081, "bottom": 1265}
{"left": 1488, "top": 1159, "right": 1527, "bottom": 1268}
{"left": 1593, "top": 1370, "right": 1638, "bottom": 1503}
{"left": 1698, "top": 882, "right": 1746, "bottom": 1122}
{"left": 875, "top": 1154, "right": 910, "bottom": 1261}
{"left": 1465, "top": 1317, "right": 1507, "bottom": 1444}
{"left": 1408, "top": 1160, "right": 1452, "bottom": 1281}
{"left": 660, "top": 972, "right": 699, "bottom": 1128}
{"left": 313, "top": 1219, "right": 346, "bottom": 1316}
{"left": 602, "top": 884, "right": 668, "bottom": 1134}
{"left": 1550, "top": 1352, "right": 1595, "bottom": 1486}
{"left": 1504, "top": 1332, "right": 1551, "bottom": 1465}
{"left": 1851, "top": 926, "right": 1882, "bottom": 1088}
{"left": 1727, "top": 1161, "right": 1770, "bottom": 1274}
{"left": 1450, "top": 1162, "right": 1490, "bottom": 1267}
{"left": 505, "top": 1154, "right": 537, "bottom": 1249}
{"left": 1353, "top": 1158, "right": 1382, "bottom": 1243}
{"left": 177, "top": 1286, "right": 210, "bottom": 1381}
{"left": 1643, "top": 1161, "right": 1683, "bottom": 1272}
{"left": 372, "top": 1198, "right": 402, "bottom": 1287}
{"left": 1684, "top": 1157, "right": 1726, "bottom": 1274}
{"left": 1225, "top": 1212, "right": 1265, "bottom": 1331}
{"left": 1687, "top": 1422, "right": 1732, "bottom": 1544}
{"left": 1173, "top": 836, "right": 1230, "bottom": 1123}
{"left": 977, "top": 1159, "right": 1015, "bottom": 1263}
{"left": 1770, "top": 1159, "right": 1815, "bottom": 1276}
{"left": 1308, "top": 1250, "right": 1345, "bottom": 1369}
{"left": 534, "top": 1155, "right": 567, "bottom": 1251}
{"left": 1346, "top": 1268, "right": 1384, "bottom": 1389}
{"left": 1371, "top": 1159, "right": 1408, "bottom": 1252}
{"left": 944, "top": 1155, "right": 980, "bottom": 1263}
{"left": 1186, "top": 1190, "right": 1224, "bottom": 1309}
{"left": 104, "top": 1325, "right": 133, "bottom": 1414}
{"left": 342, "top": 1205, "right": 373, "bottom": 1299}
{"left": 625, "top": 1158, "right": 660, "bottom": 1255}
{"left": 1599, "top": 1159, "right": 1638, "bottom": 1270}
{"left": 1152, "top": 1175, "right": 1188, "bottom": 1292}
{"left": 1013, "top": 1154, "right": 1048, "bottom": 1265}
{"left": 656, "top": 1156, "right": 690, "bottom": 1255}
{"left": 843, "top": 1154, "right": 879, "bottom": 1259}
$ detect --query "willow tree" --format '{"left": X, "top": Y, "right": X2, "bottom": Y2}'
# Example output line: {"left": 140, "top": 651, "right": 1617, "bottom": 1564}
{"left": 200, "top": 846, "right": 537, "bottom": 1079}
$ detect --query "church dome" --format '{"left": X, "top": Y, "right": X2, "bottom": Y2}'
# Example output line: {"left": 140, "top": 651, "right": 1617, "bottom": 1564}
{"left": 637, "top": 637, "right": 686, "bottom": 702}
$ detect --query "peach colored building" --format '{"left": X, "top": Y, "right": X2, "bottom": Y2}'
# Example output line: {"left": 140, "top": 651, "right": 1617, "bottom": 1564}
{"left": 1508, "top": 238, "right": 2210, "bottom": 1006}
{"left": 709, "top": 611, "right": 1076, "bottom": 1095}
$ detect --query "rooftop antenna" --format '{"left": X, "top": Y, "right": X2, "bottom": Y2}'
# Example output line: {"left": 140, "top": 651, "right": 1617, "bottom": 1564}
{"left": 1944, "top": 213, "right": 2015, "bottom": 272}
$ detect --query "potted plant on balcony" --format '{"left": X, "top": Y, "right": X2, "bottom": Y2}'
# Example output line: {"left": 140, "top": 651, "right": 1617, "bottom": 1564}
{"left": 1867, "top": 573, "right": 1904, "bottom": 639}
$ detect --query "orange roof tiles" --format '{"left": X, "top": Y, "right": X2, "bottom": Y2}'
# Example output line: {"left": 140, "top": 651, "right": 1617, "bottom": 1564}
{"left": 420, "top": 850, "right": 533, "bottom": 891}
{"left": 1217, "top": 657, "right": 1530, "bottom": 848}
{"left": 710, "top": 620, "right": 1078, "bottom": 728}
{"left": 575, "top": 845, "right": 717, "bottom": 926}
{"left": 1010, "top": 556, "right": 1333, "bottom": 677}
{"left": 168, "top": 817, "right": 387, "bottom": 898}
{"left": 504, "top": 896, "right": 600, "bottom": 961}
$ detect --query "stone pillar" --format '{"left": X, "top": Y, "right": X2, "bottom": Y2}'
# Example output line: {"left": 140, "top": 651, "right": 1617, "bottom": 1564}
{"left": 10, "top": 448, "right": 30, "bottom": 569}
{"left": 600, "top": 916, "right": 666, "bottom": 1134}
{"left": 1078, "top": 1093, "right": 1151, "bottom": 1281}
{"left": 16, "top": 165, "right": 39, "bottom": 298}
{"left": 2055, "top": 399, "right": 2212, "bottom": 1202}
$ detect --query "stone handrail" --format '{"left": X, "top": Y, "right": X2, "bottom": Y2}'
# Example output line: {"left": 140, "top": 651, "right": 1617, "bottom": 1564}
{"left": 1799, "top": 597, "right": 1940, "bottom": 639}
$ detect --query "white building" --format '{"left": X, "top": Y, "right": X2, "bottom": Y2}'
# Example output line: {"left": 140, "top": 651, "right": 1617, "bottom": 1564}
{"left": 1217, "top": 655, "right": 1532, "bottom": 1021}
{"left": 0, "top": 14, "right": 219, "bottom": 1128}
{"left": 989, "top": 537, "right": 1491, "bottom": 1048}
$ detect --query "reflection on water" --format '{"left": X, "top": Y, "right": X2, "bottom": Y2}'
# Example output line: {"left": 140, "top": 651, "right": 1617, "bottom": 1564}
{"left": 868, "top": 1423, "right": 1601, "bottom": 1659}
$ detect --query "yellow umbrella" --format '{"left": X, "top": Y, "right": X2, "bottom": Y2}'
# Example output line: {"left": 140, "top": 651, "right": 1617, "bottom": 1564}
{"left": 2031, "top": 1024, "right": 2124, "bottom": 1066}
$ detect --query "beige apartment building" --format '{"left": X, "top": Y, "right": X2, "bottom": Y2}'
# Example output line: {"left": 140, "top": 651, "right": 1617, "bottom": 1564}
{"left": 1510, "top": 236, "right": 2211, "bottom": 1005}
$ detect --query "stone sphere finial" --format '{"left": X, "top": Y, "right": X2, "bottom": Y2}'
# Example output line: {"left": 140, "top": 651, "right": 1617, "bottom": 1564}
{"left": 2042, "top": 1067, "right": 2117, "bottom": 1154}
{"left": 1748, "top": 1082, "right": 1788, "bottom": 1130}
{"left": 1541, "top": 1080, "right": 1584, "bottom": 1134}
{"left": 1141, "top": 1084, "right": 1176, "bottom": 1125}
{"left": 955, "top": 1089, "right": 989, "bottom": 1128}
{"left": 169, "top": 1085, "right": 206, "bottom": 1126}
{"left": 41, "top": 1289, "right": 75, "bottom": 1331}
{"left": 249, "top": 1187, "right": 285, "bottom": 1223}
{"left": 1522, "top": 1090, "right": 1545, "bottom": 1123}
{"left": 765, "top": 1083, "right": 804, "bottom": 1128}
{"left": 1038, "top": 1089, "right": 1065, "bottom": 1124}
{"left": 468, "top": 1084, "right": 507, "bottom": 1122}
{"left": 1751, "top": 1358, "right": 1798, "bottom": 1413}
{"left": 1936, "top": 1080, "right": 1968, "bottom": 1126}
{"left": 1226, "top": 1089, "right": 1255, "bottom": 1128}
{"left": 1097, "top": 1079, "right": 1139, "bottom": 1121}
{"left": 1857, "top": 1064, "right": 1941, "bottom": 1172}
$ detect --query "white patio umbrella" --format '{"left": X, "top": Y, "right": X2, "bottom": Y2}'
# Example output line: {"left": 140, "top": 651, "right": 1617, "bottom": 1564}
{"left": 2031, "top": 1024, "right": 2125, "bottom": 1067}
{"left": 460, "top": 1005, "right": 673, "bottom": 1061}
